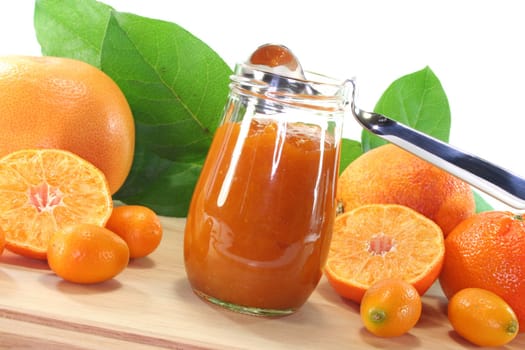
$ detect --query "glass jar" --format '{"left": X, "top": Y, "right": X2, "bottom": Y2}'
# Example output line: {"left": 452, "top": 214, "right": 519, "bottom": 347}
{"left": 184, "top": 63, "right": 349, "bottom": 316}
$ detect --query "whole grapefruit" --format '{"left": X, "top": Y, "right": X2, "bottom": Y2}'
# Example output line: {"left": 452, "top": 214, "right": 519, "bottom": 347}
{"left": 0, "top": 55, "right": 134, "bottom": 194}
{"left": 337, "top": 144, "right": 475, "bottom": 236}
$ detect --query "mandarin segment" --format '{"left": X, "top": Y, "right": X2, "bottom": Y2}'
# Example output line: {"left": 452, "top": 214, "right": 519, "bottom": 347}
{"left": 324, "top": 204, "right": 445, "bottom": 303}
{"left": 0, "top": 149, "right": 113, "bottom": 259}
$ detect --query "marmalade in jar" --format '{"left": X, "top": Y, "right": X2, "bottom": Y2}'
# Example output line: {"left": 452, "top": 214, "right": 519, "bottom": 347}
{"left": 184, "top": 116, "right": 339, "bottom": 314}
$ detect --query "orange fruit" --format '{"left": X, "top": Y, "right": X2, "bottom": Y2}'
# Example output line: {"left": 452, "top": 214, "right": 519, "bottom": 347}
{"left": 105, "top": 205, "right": 163, "bottom": 259}
{"left": 0, "top": 228, "right": 5, "bottom": 255}
{"left": 0, "top": 149, "right": 113, "bottom": 259}
{"left": 439, "top": 211, "right": 525, "bottom": 330}
{"left": 360, "top": 278, "right": 422, "bottom": 337}
{"left": 447, "top": 288, "right": 519, "bottom": 346}
{"left": 48, "top": 223, "right": 130, "bottom": 284}
{"left": 337, "top": 144, "right": 475, "bottom": 236}
{"left": 0, "top": 55, "right": 135, "bottom": 194}
{"left": 324, "top": 204, "right": 445, "bottom": 303}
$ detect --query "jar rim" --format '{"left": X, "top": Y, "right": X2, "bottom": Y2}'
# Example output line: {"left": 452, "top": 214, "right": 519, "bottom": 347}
{"left": 231, "top": 63, "right": 350, "bottom": 112}
{"left": 234, "top": 63, "right": 346, "bottom": 89}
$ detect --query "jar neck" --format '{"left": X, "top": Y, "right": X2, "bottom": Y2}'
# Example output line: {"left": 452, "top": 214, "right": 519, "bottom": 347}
{"left": 230, "top": 63, "right": 350, "bottom": 113}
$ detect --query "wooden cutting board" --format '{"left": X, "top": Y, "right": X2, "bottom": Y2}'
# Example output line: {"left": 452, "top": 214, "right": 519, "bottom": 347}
{"left": 0, "top": 216, "right": 523, "bottom": 349}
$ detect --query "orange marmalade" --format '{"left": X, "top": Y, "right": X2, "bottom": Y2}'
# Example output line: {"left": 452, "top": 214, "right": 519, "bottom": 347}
{"left": 184, "top": 117, "right": 340, "bottom": 314}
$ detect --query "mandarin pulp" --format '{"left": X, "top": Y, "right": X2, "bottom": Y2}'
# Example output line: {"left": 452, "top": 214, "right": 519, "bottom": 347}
{"left": 0, "top": 149, "right": 113, "bottom": 259}
{"left": 324, "top": 204, "right": 445, "bottom": 303}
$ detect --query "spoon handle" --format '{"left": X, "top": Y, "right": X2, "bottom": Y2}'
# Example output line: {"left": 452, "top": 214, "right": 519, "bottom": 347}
{"left": 354, "top": 109, "right": 525, "bottom": 209}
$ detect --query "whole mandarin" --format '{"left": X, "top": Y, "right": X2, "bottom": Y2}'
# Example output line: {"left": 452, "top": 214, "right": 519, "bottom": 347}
{"left": 337, "top": 144, "right": 475, "bottom": 236}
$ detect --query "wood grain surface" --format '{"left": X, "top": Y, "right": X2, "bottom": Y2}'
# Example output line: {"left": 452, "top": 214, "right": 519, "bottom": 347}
{"left": 0, "top": 217, "right": 523, "bottom": 349}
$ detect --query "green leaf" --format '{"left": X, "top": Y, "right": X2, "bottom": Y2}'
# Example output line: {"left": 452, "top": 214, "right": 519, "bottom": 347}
{"left": 362, "top": 66, "right": 451, "bottom": 151}
{"left": 103, "top": 11, "right": 232, "bottom": 216}
{"left": 34, "top": 0, "right": 113, "bottom": 67}
{"left": 339, "top": 138, "right": 362, "bottom": 174}
{"left": 473, "top": 190, "right": 494, "bottom": 213}
{"left": 34, "top": 0, "right": 233, "bottom": 217}
{"left": 112, "top": 144, "right": 205, "bottom": 215}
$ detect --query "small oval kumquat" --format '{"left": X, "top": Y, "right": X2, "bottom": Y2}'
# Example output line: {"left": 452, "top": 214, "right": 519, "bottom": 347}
{"left": 47, "top": 223, "right": 129, "bottom": 284}
{"left": 447, "top": 288, "right": 519, "bottom": 347}
{"left": 105, "top": 205, "right": 163, "bottom": 259}
{"left": 360, "top": 278, "right": 422, "bottom": 338}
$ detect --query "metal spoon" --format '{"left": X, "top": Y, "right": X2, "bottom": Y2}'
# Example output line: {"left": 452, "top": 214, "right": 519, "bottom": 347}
{"left": 348, "top": 79, "right": 525, "bottom": 209}
{"left": 247, "top": 44, "right": 525, "bottom": 208}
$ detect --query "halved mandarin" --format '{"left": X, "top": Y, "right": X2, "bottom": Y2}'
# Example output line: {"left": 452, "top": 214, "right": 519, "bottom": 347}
{"left": 324, "top": 204, "right": 445, "bottom": 303}
{"left": 0, "top": 149, "right": 113, "bottom": 259}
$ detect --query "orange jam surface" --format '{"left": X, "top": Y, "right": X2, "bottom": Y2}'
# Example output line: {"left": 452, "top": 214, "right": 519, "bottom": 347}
{"left": 184, "top": 117, "right": 339, "bottom": 310}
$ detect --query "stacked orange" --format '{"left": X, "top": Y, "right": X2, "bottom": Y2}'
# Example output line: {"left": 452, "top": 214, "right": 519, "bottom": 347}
{"left": 0, "top": 148, "right": 163, "bottom": 284}
{"left": 327, "top": 143, "right": 523, "bottom": 346}
{"left": 439, "top": 211, "right": 525, "bottom": 332}
{"left": 0, "top": 55, "right": 162, "bottom": 284}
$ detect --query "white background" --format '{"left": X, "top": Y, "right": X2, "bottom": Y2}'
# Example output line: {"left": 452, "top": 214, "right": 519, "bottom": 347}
{"left": 1, "top": 0, "right": 524, "bottom": 211}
